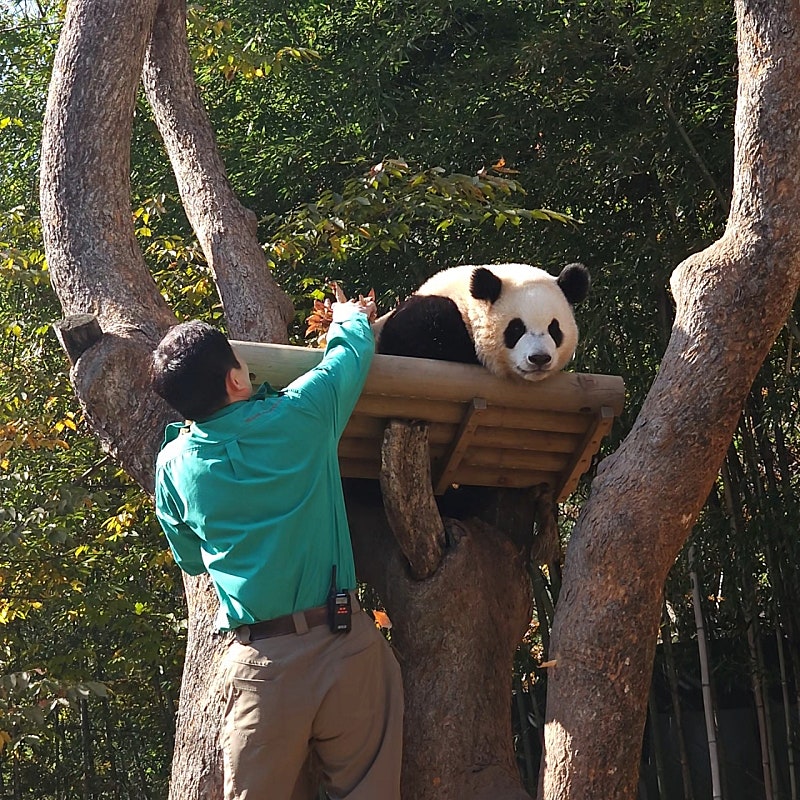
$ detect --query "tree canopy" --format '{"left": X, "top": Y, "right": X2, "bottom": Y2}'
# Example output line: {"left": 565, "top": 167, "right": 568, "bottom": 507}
{"left": 2, "top": 0, "right": 799, "bottom": 798}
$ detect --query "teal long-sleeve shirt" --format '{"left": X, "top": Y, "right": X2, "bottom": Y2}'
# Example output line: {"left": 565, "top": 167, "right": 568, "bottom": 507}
{"left": 154, "top": 309, "right": 374, "bottom": 630}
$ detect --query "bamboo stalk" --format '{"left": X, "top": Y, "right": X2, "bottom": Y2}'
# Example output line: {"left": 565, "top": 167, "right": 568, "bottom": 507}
{"left": 648, "top": 688, "right": 668, "bottom": 800}
{"left": 746, "top": 619, "right": 774, "bottom": 800}
{"left": 776, "top": 628, "right": 798, "bottom": 800}
{"left": 689, "top": 544, "right": 723, "bottom": 800}
{"left": 79, "top": 699, "right": 94, "bottom": 800}
{"left": 514, "top": 674, "right": 537, "bottom": 794}
{"left": 660, "top": 598, "right": 695, "bottom": 800}
{"left": 530, "top": 565, "right": 553, "bottom": 659}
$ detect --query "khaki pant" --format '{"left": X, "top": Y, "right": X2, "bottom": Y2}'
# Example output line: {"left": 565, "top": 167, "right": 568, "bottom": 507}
{"left": 222, "top": 609, "right": 403, "bottom": 800}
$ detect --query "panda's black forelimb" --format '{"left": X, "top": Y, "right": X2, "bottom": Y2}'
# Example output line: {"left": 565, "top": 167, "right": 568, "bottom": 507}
{"left": 376, "top": 295, "right": 480, "bottom": 365}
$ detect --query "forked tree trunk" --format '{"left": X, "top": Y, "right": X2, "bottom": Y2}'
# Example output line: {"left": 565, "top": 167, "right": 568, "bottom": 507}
{"left": 40, "top": 2, "right": 551, "bottom": 799}
{"left": 541, "top": 2, "right": 800, "bottom": 798}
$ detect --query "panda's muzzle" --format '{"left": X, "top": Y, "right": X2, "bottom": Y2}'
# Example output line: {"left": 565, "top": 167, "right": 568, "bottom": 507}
{"left": 527, "top": 353, "right": 552, "bottom": 367}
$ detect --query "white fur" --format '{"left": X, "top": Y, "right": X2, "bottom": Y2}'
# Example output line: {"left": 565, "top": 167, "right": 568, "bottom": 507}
{"left": 416, "top": 263, "right": 579, "bottom": 382}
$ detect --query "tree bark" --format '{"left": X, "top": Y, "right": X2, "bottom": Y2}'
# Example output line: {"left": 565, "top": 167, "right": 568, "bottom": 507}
{"left": 141, "top": 0, "right": 293, "bottom": 341}
{"left": 541, "top": 2, "right": 800, "bottom": 798}
{"left": 40, "top": 0, "right": 800, "bottom": 799}
{"left": 41, "top": 2, "right": 542, "bottom": 798}
{"left": 346, "top": 474, "right": 538, "bottom": 800}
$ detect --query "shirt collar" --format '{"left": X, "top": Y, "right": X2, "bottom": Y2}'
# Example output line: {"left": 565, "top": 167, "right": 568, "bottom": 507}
{"left": 196, "top": 382, "right": 279, "bottom": 423}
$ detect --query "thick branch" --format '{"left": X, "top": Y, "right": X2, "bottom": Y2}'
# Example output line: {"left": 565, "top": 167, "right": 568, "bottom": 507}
{"left": 40, "top": 0, "right": 174, "bottom": 340}
{"left": 40, "top": 0, "right": 179, "bottom": 483}
{"left": 141, "top": 0, "right": 293, "bottom": 342}
{"left": 52, "top": 314, "right": 103, "bottom": 365}
{"left": 379, "top": 421, "right": 446, "bottom": 579}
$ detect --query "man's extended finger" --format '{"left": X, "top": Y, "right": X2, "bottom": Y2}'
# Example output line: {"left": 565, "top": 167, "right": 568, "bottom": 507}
{"left": 331, "top": 282, "right": 348, "bottom": 303}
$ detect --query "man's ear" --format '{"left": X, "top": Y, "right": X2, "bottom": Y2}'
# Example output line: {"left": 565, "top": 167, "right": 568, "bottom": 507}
{"left": 225, "top": 365, "right": 250, "bottom": 400}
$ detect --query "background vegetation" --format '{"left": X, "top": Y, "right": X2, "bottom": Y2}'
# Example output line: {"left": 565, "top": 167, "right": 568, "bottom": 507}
{"left": 1, "top": 0, "right": 798, "bottom": 797}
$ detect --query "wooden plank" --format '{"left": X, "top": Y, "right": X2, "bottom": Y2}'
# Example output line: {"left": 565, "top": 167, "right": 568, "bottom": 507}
{"left": 555, "top": 406, "right": 616, "bottom": 501}
{"left": 461, "top": 447, "right": 572, "bottom": 473}
{"left": 350, "top": 399, "right": 595, "bottom": 435}
{"left": 343, "top": 417, "right": 582, "bottom": 453}
{"left": 434, "top": 398, "right": 487, "bottom": 494}
{"left": 232, "top": 341, "right": 626, "bottom": 415}
{"left": 444, "top": 466, "right": 553, "bottom": 490}
{"left": 339, "top": 442, "right": 571, "bottom": 481}
{"left": 470, "top": 427, "right": 579, "bottom": 453}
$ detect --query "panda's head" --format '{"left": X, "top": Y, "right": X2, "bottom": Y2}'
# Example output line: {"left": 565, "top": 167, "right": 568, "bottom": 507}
{"left": 468, "top": 263, "right": 590, "bottom": 382}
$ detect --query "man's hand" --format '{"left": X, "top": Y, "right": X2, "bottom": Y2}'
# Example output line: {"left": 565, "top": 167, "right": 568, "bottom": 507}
{"left": 332, "top": 283, "right": 377, "bottom": 323}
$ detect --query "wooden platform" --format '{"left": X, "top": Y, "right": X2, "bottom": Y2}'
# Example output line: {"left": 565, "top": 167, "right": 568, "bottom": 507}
{"left": 231, "top": 341, "right": 625, "bottom": 500}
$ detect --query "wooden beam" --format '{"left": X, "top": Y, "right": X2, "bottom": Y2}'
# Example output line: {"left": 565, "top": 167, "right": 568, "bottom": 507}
{"left": 434, "top": 398, "right": 487, "bottom": 494}
{"left": 555, "top": 406, "right": 616, "bottom": 501}
{"left": 232, "top": 341, "right": 626, "bottom": 415}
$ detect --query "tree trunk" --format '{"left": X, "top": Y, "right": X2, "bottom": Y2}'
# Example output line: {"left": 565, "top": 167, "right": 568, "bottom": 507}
{"left": 540, "top": 2, "right": 800, "bottom": 798}
{"left": 347, "top": 470, "right": 539, "bottom": 800}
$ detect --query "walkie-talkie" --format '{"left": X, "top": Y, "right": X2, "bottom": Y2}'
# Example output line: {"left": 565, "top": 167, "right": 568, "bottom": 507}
{"left": 327, "top": 565, "right": 352, "bottom": 633}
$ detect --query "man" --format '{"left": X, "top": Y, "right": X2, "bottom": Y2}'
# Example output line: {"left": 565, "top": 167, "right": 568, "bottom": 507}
{"left": 151, "top": 295, "right": 403, "bottom": 800}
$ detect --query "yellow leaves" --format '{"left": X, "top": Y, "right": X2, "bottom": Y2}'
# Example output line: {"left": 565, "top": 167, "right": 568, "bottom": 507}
{"left": 103, "top": 509, "right": 135, "bottom": 538}
{"left": 0, "top": 730, "right": 11, "bottom": 752}
{"left": 0, "top": 421, "right": 70, "bottom": 453}
{"left": 53, "top": 413, "right": 77, "bottom": 434}
{"left": 0, "top": 116, "right": 23, "bottom": 130}
{"left": 150, "top": 550, "right": 175, "bottom": 569}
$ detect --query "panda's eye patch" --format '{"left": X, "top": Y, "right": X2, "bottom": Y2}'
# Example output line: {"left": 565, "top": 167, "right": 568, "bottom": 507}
{"left": 548, "top": 319, "right": 564, "bottom": 347}
{"left": 504, "top": 318, "right": 527, "bottom": 349}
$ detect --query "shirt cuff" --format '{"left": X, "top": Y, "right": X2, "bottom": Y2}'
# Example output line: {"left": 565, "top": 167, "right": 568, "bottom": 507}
{"left": 331, "top": 302, "right": 366, "bottom": 323}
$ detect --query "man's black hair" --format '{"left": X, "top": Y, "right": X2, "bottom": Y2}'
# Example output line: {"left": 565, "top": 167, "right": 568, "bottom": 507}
{"left": 151, "top": 321, "right": 240, "bottom": 420}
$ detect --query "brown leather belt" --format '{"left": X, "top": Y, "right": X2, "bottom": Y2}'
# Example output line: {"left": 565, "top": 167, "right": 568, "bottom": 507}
{"left": 245, "top": 605, "right": 329, "bottom": 641}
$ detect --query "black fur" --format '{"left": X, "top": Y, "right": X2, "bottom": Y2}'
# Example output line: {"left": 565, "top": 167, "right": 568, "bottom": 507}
{"left": 469, "top": 267, "right": 503, "bottom": 303}
{"left": 556, "top": 263, "right": 590, "bottom": 305}
{"left": 548, "top": 319, "right": 564, "bottom": 347}
{"left": 503, "top": 318, "right": 526, "bottom": 349}
{"left": 377, "top": 295, "right": 479, "bottom": 364}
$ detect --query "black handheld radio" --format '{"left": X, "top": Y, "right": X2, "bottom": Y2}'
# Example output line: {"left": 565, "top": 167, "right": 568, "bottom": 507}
{"left": 327, "top": 565, "right": 352, "bottom": 633}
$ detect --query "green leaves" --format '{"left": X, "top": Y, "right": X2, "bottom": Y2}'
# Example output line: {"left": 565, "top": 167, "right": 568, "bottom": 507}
{"left": 187, "top": 4, "right": 320, "bottom": 83}
{"left": 267, "top": 157, "right": 576, "bottom": 270}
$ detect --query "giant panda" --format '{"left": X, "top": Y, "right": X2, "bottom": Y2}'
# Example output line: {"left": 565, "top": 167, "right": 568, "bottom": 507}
{"left": 373, "top": 262, "right": 590, "bottom": 382}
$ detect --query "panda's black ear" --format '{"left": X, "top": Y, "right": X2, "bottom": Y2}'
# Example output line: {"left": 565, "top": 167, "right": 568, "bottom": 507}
{"left": 557, "top": 263, "right": 590, "bottom": 305}
{"left": 470, "top": 267, "right": 503, "bottom": 303}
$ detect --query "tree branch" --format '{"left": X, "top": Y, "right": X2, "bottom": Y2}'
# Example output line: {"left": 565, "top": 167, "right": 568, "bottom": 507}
{"left": 379, "top": 420, "right": 446, "bottom": 580}
{"left": 141, "top": 0, "right": 293, "bottom": 342}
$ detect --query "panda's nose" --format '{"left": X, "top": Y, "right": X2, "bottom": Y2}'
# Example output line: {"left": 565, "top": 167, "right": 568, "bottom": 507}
{"left": 528, "top": 353, "right": 551, "bottom": 366}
